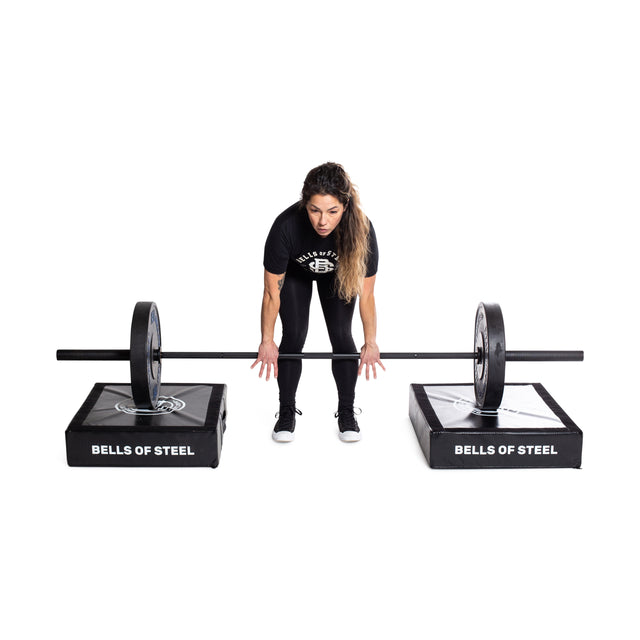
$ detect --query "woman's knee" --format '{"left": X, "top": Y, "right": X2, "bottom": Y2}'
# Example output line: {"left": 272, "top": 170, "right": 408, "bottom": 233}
{"left": 328, "top": 329, "right": 356, "bottom": 353}
{"left": 280, "top": 323, "right": 309, "bottom": 351}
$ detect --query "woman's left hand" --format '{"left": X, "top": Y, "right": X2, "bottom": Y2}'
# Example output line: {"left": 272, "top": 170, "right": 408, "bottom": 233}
{"left": 358, "top": 343, "right": 386, "bottom": 380}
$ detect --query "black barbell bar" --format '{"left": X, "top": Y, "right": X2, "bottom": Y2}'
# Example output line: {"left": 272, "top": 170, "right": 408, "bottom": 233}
{"left": 56, "top": 349, "right": 583, "bottom": 362}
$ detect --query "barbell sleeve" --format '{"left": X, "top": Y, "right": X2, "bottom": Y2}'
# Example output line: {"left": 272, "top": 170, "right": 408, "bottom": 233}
{"left": 56, "top": 350, "right": 131, "bottom": 361}
{"left": 505, "top": 350, "right": 584, "bottom": 362}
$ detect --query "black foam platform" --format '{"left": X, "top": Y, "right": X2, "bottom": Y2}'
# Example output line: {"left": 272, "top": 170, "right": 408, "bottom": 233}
{"left": 409, "top": 383, "right": 582, "bottom": 469}
{"left": 65, "top": 383, "right": 226, "bottom": 468}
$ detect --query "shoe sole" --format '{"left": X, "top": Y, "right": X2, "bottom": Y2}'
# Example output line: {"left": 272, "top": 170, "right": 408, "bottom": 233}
{"left": 339, "top": 430, "right": 361, "bottom": 443}
{"left": 272, "top": 430, "right": 294, "bottom": 443}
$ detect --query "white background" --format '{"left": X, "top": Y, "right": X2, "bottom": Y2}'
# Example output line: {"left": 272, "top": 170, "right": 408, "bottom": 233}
{"left": 1, "top": 1, "right": 638, "bottom": 638}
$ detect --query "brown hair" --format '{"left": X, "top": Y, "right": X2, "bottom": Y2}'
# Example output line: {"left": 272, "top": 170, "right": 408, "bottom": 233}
{"left": 301, "top": 162, "right": 370, "bottom": 303}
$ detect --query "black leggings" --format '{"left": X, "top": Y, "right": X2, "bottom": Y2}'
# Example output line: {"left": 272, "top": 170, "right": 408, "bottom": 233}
{"left": 278, "top": 269, "right": 357, "bottom": 409}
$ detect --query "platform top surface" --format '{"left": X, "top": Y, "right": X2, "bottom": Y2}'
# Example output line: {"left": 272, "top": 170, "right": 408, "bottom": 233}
{"left": 76, "top": 384, "right": 222, "bottom": 428}
{"left": 423, "top": 384, "right": 567, "bottom": 430}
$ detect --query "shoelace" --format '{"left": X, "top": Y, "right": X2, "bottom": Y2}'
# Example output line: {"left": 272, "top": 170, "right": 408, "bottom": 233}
{"left": 334, "top": 407, "right": 362, "bottom": 430}
{"left": 274, "top": 405, "right": 302, "bottom": 430}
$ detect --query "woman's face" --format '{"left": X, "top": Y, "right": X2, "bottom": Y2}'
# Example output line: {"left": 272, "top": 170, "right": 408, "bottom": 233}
{"left": 306, "top": 194, "right": 344, "bottom": 237}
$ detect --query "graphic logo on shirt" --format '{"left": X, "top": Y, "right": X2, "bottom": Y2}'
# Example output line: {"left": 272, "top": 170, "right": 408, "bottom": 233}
{"left": 308, "top": 258, "right": 334, "bottom": 273}
{"left": 296, "top": 250, "right": 338, "bottom": 274}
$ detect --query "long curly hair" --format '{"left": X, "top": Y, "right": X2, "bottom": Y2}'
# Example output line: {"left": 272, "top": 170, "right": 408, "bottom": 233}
{"left": 301, "top": 162, "right": 370, "bottom": 303}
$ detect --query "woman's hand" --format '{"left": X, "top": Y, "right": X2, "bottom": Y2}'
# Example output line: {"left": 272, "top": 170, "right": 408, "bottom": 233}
{"left": 251, "top": 340, "right": 280, "bottom": 381}
{"left": 358, "top": 342, "right": 386, "bottom": 380}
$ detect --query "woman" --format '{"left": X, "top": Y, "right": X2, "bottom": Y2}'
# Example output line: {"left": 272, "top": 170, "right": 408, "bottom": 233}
{"left": 252, "top": 162, "right": 384, "bottom": 443}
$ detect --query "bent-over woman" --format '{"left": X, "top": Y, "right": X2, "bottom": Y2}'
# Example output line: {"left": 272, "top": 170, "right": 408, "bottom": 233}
{"left": 252, "top": 162, "right": 384, "bottom": 442}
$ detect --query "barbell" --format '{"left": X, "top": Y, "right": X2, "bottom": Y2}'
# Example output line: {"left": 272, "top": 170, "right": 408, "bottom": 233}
{"left": 56, "top": 301, "right": 583, "bottom": 412}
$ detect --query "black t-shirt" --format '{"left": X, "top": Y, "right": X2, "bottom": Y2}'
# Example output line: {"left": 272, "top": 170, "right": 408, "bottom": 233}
{"left": 263, "top": 202, "right": 379, "bottom": 277}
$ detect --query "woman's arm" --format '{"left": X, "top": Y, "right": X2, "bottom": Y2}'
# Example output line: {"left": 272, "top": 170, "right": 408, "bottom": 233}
{"left": 358, "top": 275, "right": 386, "bottom": 380}
{"left": 251, "top": 269, "right": 285, "bottom": 380}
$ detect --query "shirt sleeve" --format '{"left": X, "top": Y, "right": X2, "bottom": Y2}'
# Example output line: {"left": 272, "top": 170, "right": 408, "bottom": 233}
{"left": 365, "top": 221, "right": 379, "bottom": 277}
{"left": 263, "top": 214, "right": 291, "bottom": 274}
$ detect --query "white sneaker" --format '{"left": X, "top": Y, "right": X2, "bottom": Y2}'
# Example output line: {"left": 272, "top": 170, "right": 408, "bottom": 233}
{"left": 271, "top": 406, "right": 301, "bottom": 443}
{"left": 335, "top": 408, "right": 362, "bottom": 443}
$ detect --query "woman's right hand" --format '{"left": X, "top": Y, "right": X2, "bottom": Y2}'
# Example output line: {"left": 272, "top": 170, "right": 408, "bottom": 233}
{"left": 251, "top": 340, "right": 280, "bottom": 381}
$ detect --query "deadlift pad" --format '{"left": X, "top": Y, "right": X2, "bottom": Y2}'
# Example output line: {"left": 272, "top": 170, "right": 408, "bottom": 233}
{"left": 409, "top": 383, "right": 582, "bottom": 469}
{"left": 65, "top": 383, "right": 226, "bottom": 468}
